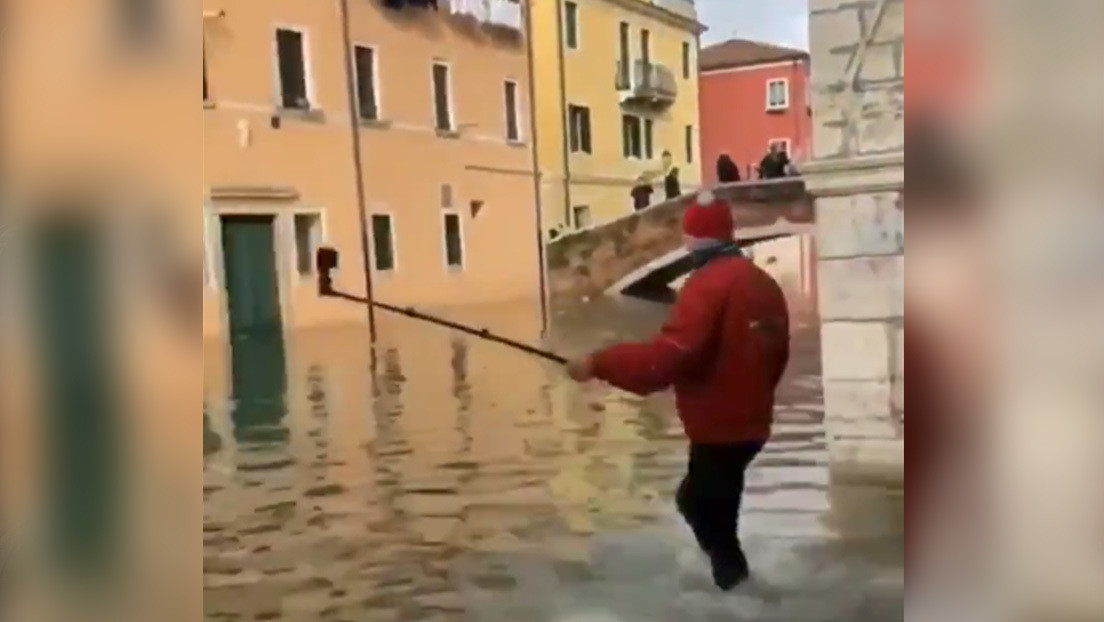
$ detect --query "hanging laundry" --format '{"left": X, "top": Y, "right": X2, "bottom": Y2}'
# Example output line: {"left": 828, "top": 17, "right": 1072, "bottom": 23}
{"left": 488, "top": 0, "right": 522, "bottom": 29}
{"left": 450, "top": 0, "right": 489, "bottom": 20}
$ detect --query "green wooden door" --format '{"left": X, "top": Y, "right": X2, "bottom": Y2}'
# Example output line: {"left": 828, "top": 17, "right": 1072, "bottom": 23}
{"left": 30, "top": 218, "right": 120, "bottom": 578}
{"left": 219, "top": 216, "right": 288, "bottom": 444}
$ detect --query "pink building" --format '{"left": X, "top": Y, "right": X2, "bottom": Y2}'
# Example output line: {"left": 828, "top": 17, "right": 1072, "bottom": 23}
{"left": 698, "top": 39, "right": 812, "bottom": 185}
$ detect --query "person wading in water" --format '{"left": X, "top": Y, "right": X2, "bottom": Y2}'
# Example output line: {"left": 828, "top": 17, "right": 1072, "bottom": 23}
{"left": 565, "top": 191, "right": 791, "bottom": 590}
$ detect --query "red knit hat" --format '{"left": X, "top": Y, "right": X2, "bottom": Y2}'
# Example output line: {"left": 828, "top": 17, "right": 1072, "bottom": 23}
{"left": 682, "top": 190, "right": 733, "bottom": 241}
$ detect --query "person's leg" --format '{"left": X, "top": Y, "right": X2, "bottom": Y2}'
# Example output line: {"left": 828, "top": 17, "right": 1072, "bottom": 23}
{"left": 698, "top": 441, "right": 766, "bottom": 590}
{"left": 726, "top": 441, "right": 766, "bottom": 573}
{"left": 675, "top": 472, "right": 713, "bottom": 554}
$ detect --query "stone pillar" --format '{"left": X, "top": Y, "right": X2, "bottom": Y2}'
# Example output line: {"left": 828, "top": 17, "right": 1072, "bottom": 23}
{"left": 804, "top": 0, "right": 905, "bottom": 487}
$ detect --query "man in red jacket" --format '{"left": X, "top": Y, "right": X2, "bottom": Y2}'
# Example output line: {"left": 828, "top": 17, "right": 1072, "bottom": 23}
{"left": 566, "top": 191, "right": 791, "bottom": 590}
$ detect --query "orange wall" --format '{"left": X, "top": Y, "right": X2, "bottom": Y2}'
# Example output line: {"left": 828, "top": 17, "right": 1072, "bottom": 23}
{"left": 202, "top": 1, "right": 543, "bottom": 339}
{"left": 699, "top": 60, "right": 813, "bottom": 185}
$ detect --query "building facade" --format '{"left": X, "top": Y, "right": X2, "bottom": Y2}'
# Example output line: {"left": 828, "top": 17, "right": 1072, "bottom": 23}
{"left": 202, "top": 0, "right": 543, "bottom": 340}
{"left": 530, "top": 0, "right": 704, "bottom": 234}
{"left": 805, "top": 0, "right": 905, "bottom": 489}
{"left": 699, "top": 39, "right": 813, "bottom": 185}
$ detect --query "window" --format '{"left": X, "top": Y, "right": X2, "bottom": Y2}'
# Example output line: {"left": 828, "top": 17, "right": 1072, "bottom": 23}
{"left": 293, "top": 213, "right": 322, "bottom": 276}
{"left": 572, "top": 205, "right": 591, "bottom": 229}
{"left": 767, "top": 78, "right": 789, "bottom": 110}
{"left": 685, "top": 125, "right": 694, "bottom": 163}
{"left": 568, "top": 104, "right": 591, "bottom": 154}
{"left": 682, "top": 41, "right": 691, "bottom": 79}
{"left": 432, "top": 62, "right": 453, "bottom": 131}
{"left": 203, "top": 49, "right": 209, "bottom": 102}
{"left": 622, "top": 114, "right": 642, "bottom": 158}
{"left": 276, "top": 28, "right": 310, "bottom": 110}
{"left": 370, "top": 214, "right": 395, "bottom": 271}
{"left": 354, "top": 45, "right": 379, "bottom": 121}
{"left": 618, "top": 22, "right": 630, "bottom": 86}
{"left": 442, "top": 213, "right": 464, "bottom": 268}
{"left": 643, "top": 118, "right": 654, "bottom": 159}
{"left": 564, "top": 1, "right": 579, "bottom": 49}
{"left": 504, "top": 80, "right": 520, "bottom": 141}
{"left": 640, "top": 28, "right": 651, "bottom": 66}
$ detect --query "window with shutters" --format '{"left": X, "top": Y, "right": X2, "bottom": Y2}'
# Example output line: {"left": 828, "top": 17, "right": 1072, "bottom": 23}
{"left": 685, "top": 124, "right": 695, "bottom": 163}
{"left": 276, "top": 28, "right": 310, "bottom": 110}
{"left": 354, "top": 45, "right": 379, "bottom": 120}
{"left": 766, "top": 78, "right": 789, "bottom": 110}
{"left": 442, "top": 213, "right": 464, "bottom": 269}
{"left": 568, "top": 104, "right": 591, "bottom": 154}
{"left": 564, "top": 1, "right": 579, "bottom": 49}
{"left": 622, "top": 114, "right": 642, "bottom": 159}
{"left": 370, "top": 214, "right": 395, "bottom": 272}
{"left": 504, "top": 80, "right": 520, "bottom": 141}
{"left": 432, "top": 62, "right": 453, "bottom": 131}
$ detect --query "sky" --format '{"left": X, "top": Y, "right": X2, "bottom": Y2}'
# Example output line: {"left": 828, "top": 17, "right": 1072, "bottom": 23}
{"left": 695, "top": 0, "right": 809, "bottom": 51}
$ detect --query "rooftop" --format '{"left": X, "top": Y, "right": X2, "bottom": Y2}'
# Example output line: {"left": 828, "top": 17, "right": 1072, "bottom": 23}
{"left": 699, "top": 38, "right": 809, "bottom": 72}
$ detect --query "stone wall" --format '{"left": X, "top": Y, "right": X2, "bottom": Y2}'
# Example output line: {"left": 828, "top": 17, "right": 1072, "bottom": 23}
{"left": 806, "top": 0, "right": 905, "bottom": 486}
{"left": 544, "top": 179, "right": 812, "bottom": 306}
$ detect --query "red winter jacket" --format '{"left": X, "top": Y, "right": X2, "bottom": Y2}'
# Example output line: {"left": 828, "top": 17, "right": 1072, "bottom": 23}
{"left": 591, "top": 254, "right": 790, "bottom": 443}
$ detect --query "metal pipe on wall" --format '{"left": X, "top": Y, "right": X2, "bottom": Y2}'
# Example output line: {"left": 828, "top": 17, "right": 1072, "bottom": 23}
{"left": 554, "top": 0, "right": 573, "bottom": 228}
{"left": 336, "top": 0, "right": 378, "bottom": 340}
{"left": 523, "top": 0, "right": 552, "bottom": 335}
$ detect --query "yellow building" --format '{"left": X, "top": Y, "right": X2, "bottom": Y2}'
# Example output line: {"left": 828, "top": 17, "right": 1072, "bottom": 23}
{"left": 530, "top": 0, "right": 705, "bottom": 233}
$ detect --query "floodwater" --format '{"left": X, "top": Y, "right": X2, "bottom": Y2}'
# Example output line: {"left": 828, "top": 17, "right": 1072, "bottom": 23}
{"left": 202, "top": 298, "right": 904, "bottom": 622}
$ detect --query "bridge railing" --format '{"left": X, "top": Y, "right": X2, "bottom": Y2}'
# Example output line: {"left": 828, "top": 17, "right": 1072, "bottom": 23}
{"left": 545, "top": 177, "right": 811, "bottom": 303}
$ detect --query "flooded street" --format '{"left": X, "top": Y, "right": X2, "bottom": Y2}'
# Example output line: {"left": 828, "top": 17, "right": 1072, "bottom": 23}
{"left": 203, "top": 298, "right": 903, "bottom": 621}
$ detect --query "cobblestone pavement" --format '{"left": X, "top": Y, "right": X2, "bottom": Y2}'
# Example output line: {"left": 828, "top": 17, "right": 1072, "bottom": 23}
{"left": 203, "top": 300, "right": 903, "bottom": 621}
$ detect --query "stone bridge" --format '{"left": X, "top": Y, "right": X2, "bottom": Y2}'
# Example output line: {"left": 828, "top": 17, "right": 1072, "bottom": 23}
{"left": 545, "top": 178, "right": 813, "bottom": 305}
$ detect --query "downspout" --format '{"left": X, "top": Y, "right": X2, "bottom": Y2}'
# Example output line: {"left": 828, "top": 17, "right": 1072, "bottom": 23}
{"left": 337, "top": 0, "right": 377, "bottom": 340}
{"left": 554, "top": 0, "right": 573, "bottom": 227}
{"left": 522, "top": 0, "right": 551, "bottom": 334}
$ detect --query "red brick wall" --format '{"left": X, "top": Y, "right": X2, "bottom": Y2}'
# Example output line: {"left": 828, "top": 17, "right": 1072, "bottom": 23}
{"left": 699, "top": 59, "right": 813, "bottom": 186}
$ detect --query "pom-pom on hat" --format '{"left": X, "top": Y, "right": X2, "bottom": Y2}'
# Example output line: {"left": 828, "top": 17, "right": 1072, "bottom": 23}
{"left": 682, "top": 190, "right": 734, "bottom": 241}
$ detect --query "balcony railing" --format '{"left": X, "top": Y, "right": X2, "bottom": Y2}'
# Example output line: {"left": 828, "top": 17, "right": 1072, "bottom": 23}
{"left": 615, "top": 59, "right": 677, "bottom": 105}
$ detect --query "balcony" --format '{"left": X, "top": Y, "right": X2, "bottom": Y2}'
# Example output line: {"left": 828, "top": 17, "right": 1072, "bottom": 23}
{"left": 615, "top": 59, "right": 677, "bottom": 108}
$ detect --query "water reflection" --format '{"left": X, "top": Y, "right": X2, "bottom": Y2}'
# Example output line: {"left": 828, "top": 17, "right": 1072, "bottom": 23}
{"left": 204, "top": 301, "right": 903, "bottom": 621}
{"left": 228, "top": 329, "right": 289, "bottom": 445}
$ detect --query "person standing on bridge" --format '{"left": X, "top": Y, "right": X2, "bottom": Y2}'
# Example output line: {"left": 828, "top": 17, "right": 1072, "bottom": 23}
{"left": 565, "top": 191, "right": 791, "bottom": 591}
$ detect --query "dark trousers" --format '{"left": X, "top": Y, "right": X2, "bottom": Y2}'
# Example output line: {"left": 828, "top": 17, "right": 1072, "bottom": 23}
{"left": 676, "top": 441, "right": 765, "bottom": 570}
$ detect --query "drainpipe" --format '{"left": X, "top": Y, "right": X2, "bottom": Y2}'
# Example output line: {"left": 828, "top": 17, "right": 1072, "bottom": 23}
{"left": 523, "top": 0, "right": 551, "bottom": 334}
{"left": 337, "top": 0, "right": 377, "bottom": 340}
{"left": 554, "top": 0, "right": 573, "bottom": 227}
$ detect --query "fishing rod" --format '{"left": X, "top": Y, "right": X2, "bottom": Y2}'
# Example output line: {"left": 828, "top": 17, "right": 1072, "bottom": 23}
{"left": 317, "top": 246, "right": 566, "bottom": 365}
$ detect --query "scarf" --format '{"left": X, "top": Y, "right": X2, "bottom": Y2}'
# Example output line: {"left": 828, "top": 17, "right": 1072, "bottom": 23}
{"left": 688, "top": 239, "right": 743, "bottom": 269}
